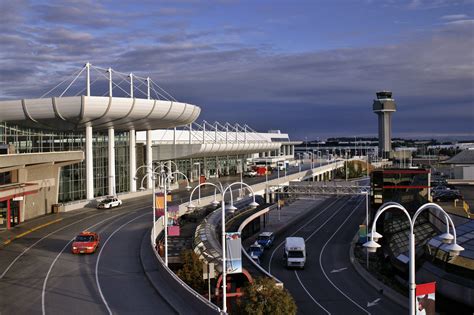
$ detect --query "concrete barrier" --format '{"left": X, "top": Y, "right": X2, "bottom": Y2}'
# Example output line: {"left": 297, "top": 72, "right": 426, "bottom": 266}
{"left": 237, "top": 205, "right": 284, "bottom": 285}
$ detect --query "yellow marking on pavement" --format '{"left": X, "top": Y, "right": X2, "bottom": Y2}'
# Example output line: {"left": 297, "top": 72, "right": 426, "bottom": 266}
{"left": 2, "top": 218, "right": 63, "bottom": 246}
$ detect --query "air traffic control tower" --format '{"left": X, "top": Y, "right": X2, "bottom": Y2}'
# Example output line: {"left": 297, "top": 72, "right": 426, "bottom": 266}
{"left": 373, "top": 91, "right": 396, "bottom": 158}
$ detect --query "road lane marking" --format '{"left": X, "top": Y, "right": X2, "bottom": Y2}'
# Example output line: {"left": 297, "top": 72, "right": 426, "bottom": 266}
{"left": 2, "top": 218, "right": 64, "bottom": 246}
{"left": 0, "top": 213, "right": 102, "bottom": 280}
{"left": 318, "top": 197, "right": 371, "bottom": 315}
{"left": 330, "top": 267, "right": 347, "bottom": 273}
{"left": 41, "top": 210, "right": 144, "bottom": 315}
{"left": 268, "top": 197, "right": 342, "bottom": 273}
{"left": 294, "top": 270, "right": 331, "bottom": 315}
{"left": 287, "top": 197, "right": 358, "bottom": 313}
{"left": 367, "top": 298, "right": 381, "bottom": 307}
{"left": 95, "top": 212, "right": 149, "bottom": 315}
{"left": 0, "top": 200, "right": 151, "bottom": 280}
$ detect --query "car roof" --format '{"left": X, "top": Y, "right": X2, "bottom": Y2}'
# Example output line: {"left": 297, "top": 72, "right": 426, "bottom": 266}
{"left": 259, "top": 232, "right": 273, "bottom": 237}
{"left": 78, "top": 231, "right": 97, "bottom": 236}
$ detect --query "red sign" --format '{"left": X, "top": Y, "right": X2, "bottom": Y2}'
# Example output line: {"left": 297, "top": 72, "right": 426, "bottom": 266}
{"left": 168, "top": 225, "right": 180, "bottom": 236}
{"left": 416, "top": 282, "right": 436, "bottom": 315}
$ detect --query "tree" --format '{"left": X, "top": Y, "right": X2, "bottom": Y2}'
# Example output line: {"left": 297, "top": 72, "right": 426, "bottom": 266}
{"left": 239, "top": 277, "right": 297, "bottom": 315}
{"left": 176, "top": 250, "right": 207, "bottom": 293}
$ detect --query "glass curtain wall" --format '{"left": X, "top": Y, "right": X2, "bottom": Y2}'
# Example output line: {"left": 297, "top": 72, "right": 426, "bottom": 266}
{"left": 115, "top": 131, "right": 130, "bottom": 194}
{"left": 0, "top": 122, "right": 131, "bottom": 203}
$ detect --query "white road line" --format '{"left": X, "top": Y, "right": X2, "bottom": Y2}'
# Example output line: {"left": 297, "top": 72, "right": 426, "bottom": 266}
{"left": 41, "top": 210, "right": 142, "bottom": 315}
{"left": 95, "top": 212, "right": 149, "bottom": 315}
{"left": 304, "top": 197, "right": 356, "bottom": 243}
{"left": 318, "top": 197, "right": 371, "bottom": 315}
{"left": 0, "top": 201, "right": 151, "bottom": 280}
{"left": 0, "top": 211, "right": 102, "bottom": 280}
{"left": 294, "top": 270, "right": 331, "bottom": 315}
{"left": 288, "top": 197, "right": 359, "bottom": 313}
{"left": 268, "top": 197, "right": 342, "bottom": 273}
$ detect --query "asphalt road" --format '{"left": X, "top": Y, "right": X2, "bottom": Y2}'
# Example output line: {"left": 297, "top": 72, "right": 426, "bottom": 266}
{"left": 264, "top": 195, "right": 406, "bottom": 315}
{"left": 0, "top": 160, "right": 338, "bottom": 315}
{"left": 0, "top": 198, "right": 176, "bottom": 315}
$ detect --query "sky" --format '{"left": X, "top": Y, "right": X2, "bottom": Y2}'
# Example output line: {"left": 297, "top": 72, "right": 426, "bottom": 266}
{"left": 0, "top": 0, "right": 473, "bottom": 140}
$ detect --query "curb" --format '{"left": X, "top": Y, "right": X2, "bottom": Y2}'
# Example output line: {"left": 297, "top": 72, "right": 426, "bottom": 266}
{"left": 349, "top": 233, "right": 409, "bottom": 310}
{"left": 139, "top": 228, "right": 180, "bottom": 315}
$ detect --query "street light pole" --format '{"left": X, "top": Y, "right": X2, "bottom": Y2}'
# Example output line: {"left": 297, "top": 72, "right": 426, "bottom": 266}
{"left": 163, "top": 172, "right": 168, "bottom": 266}
{"left": 364, "top": 202, "right": 464, "bottom": 315}
{"left": 364, "top": 191, "right": 369, "bottom": 269}
{"left": 187, "top": 181, "right": 258, "bottom": 314}
{"left": 194, "top": 162, "right": 201, "bottom": 204}
{"left": 238, "top": 159, "right": 243, "bottom": 198}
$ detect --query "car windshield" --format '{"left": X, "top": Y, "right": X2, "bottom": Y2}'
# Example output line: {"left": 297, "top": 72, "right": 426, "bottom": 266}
{"left": 102, "top": 199, "right": 113, "bottom": 203}
{"left": 258, "top": 236, "right": 270, "bottom": 241}
{"left": 75, "top": 235, "right": 94, "bottom": 242}
{"left": 288, "top": 250, "right": 304, "bottom": 258}
{"left": 250, "top": 246, "right": 262, "bottom": 252}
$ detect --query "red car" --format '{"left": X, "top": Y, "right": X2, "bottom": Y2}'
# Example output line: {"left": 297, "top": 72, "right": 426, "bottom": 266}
{"left": 72, "top": 232, "right": 100, "bottom": 254}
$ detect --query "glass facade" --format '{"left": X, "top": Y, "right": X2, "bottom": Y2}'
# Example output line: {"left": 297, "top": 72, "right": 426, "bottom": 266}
{"left": 0, "top": 122, "right": 130, "bottom": 203}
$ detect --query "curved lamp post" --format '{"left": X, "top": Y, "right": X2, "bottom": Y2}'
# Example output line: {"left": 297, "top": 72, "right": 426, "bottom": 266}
{"left": 134, "top": 168, "right": 157, "bottom": 246}
{"left": 135, "top": 166, "right": 191, "bottom": 266}
{"left": 186, "top": 181, "right": 259, "bottom": 314}
{"left": 158, "top": 170, "right": 191, "bottom": 266}
{"left": 363, "top": 202, "right": 464, "bottom": 315}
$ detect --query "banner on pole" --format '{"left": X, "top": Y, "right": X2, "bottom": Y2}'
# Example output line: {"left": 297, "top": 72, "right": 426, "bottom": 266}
{"left": 155, "top": 193, "right": 172, "bottom": 207}
{"left": 225, "top": 232, "right": 242, "bottom": 274}
{"left": 416, "top": 282, "right": 436, "bottom": 315}
{"left": 358, "top": 224, "right": 367, "bottom": 244}
{"left": 168, "top": 225, "right": 180, "bottom": 236}
{"left": 155, "top": 192, "right": 165, "bottom": 210}
{"left": 168, "top": 205, "right": 179, "bottom": 227}
{"left": 155, "top": 192, "right": 165, "bottom": 217}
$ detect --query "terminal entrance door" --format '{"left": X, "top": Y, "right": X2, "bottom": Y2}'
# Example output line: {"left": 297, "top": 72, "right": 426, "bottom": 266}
{"left": 0, "top": 199, "right": 21, "bottom": 229}
{"left": 9, "top": 200, "right": 20, "bottom": 228}
{"left": 0, "top": 200, "right": 7, "bottom": 230}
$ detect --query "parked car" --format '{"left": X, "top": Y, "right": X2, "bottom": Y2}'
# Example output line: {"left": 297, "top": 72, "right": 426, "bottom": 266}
{"left": 72, "top": 231, "right": 100, "bottom": 254}
{"left": 97, "top": 196, "right": 122, "bottom": 209}
{"left": 250, "top": 252, "right": 261, "bottom": 265}
{"left": 257, "top": 232, "right": 275, "bottom": 248}
{"left": 248, "top": 242, "right": 264, "bottom": 260}
{"left": 433, "top": 190, "right": 463, "bottom": 202}
{"left": 244, "top": 170, "right": 258, "bottom": 177}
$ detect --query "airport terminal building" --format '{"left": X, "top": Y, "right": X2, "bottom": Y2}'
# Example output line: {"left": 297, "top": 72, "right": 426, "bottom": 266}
{"left": 0, "top": 64, "right": 298, "bottom": 229}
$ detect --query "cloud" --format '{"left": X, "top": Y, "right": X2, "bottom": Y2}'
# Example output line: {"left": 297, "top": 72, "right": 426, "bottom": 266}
{"left": 444, "top": 19, "right": 474, "bottom": 25}
{"left": 0, "top": 2, "right": 473, "bottom": 139}
{"left": 441, "top": 14, "right": 469, "bottom": 20}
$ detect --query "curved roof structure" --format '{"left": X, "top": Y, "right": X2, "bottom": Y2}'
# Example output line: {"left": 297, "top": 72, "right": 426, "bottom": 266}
{"left": 0, "top": 96, "right": 200, "bottom": 131}
{"left": 153, "top": 142, "right": 281, "bottom": 160}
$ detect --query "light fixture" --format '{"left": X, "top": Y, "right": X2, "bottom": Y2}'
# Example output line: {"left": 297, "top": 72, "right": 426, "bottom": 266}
{"left": 367, "top": 230, "right": 383, "bottom": 242}
{"left": 139, "top": 186, "right": 145, "bottom": 191}
{"left": 211, "top": 199, "right": 220, "bottom": 207}
{"left": 438, "top": 232, "right": 454, "bottom": 244}
{"left": 187, "top": 202, "right": 196, "bottom": 210}
{"left": 227, "top": 204, "right": 237, "bottom": 212}
{"left": 445, "top": 243, "right": 464, "bottom": 256}
{"left": 363, "top": 240, "right": 381, "bottom": 253}
{"left": 185, "top": 185, "right": 192, "bottom": 191}
{"left": 249, "top": 201, "right": 259, "bottom": 208}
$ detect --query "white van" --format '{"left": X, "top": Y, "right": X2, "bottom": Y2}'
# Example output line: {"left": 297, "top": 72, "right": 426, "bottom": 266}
{"left": 284, "top": 237, "right": 306, "bottom": 269}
